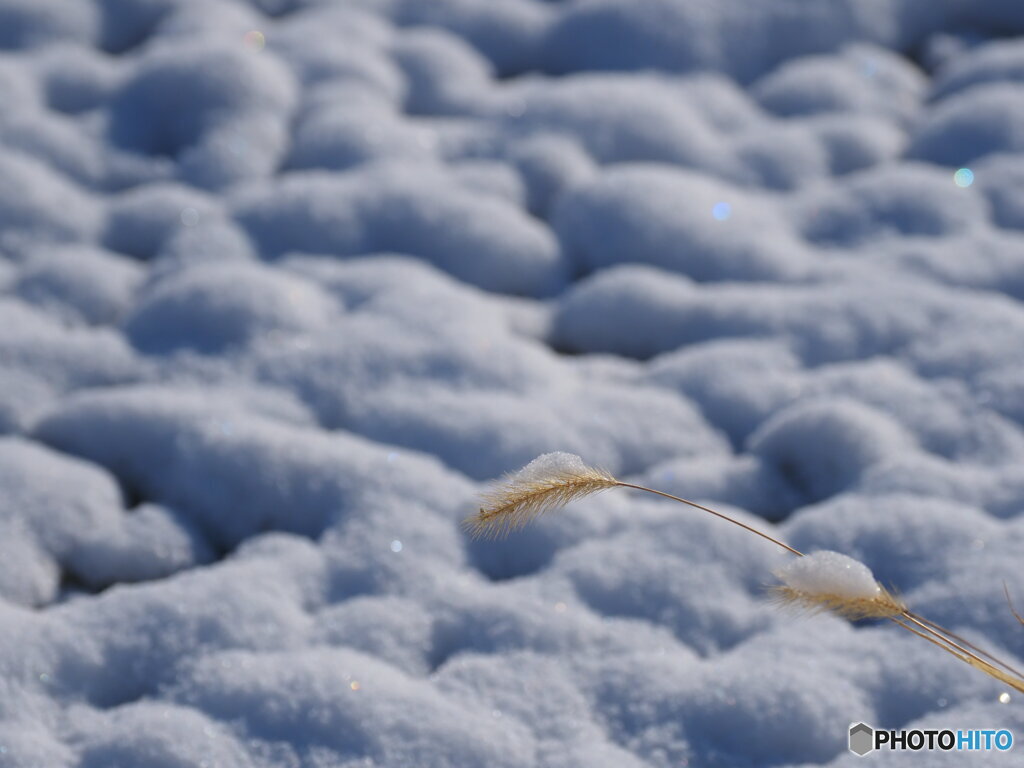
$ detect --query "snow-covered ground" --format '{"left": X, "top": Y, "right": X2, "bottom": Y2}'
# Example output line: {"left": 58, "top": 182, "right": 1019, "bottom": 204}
{"left": 2, "top": 1, "right": 1024, "bottom": 765}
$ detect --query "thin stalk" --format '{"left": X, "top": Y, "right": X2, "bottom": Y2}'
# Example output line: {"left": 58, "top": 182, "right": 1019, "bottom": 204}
{"left": 908, "top": 611, "right": 1024, "bottom": 680}
{"left": 613, "top": 480, "right": 1024, "bottom": 692}
{"left": 614, "top": 481, "right": 804, "bottom": 557}
{"left": 892, "top": 612, "right": 1024, "bottom": 695}
{"left": 890, "top": 615, "right": 966, "bottom": 658}
{"left": 900, "top": 612, "right": 1005, "bottom": 671}
{"left": 1005, "top": 583, "right": 1024, "bottom": 627}
{"left": 475, "top": 456, "right": 1024, "bottom": 695}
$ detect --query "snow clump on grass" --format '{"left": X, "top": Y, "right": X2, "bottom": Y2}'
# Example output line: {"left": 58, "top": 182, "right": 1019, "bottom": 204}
{"left": 775, "top": 550, "right": 881, "bottom": 600}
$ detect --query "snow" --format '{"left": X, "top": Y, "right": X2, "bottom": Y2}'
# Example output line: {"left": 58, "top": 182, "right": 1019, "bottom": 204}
{"left": 124, "top": 262, "right": 339, "bottom": 353}
{"left": 794, "top": 162, "right": 988, "bottom": 246}
{"left": 502, "top": 451, "right": 595, "bottom": 485}
{"left": 751, "top": 45, "right": 925, "bottom": 124}
{"left": 0, "top": 150, "right": 102, "bottom": 257}
{"left": 908, "top": 83, "right": 1024, "bottom": 166}
{"left": 931, "top": 38, "right": 1024, "bottom": 99}
{"left": 33, "top": 43, "right": 121, "bottom": 114}
{"left": 13, "top": 246, "right": 143, "bottom": 325}
{"left": 103, "top": 183, "right": 221, "bottom": 260}
{"left": 775, "top": 550, "right": 882, "bottom": 601}
{"left": 233, "top": 164, "right": 567, "bottom": 296}
{"left": 748, "top": 397, "right": 918, "bottom": 505}
{"left": 70, "top": 702, "right": 253, "bottom": 768}
{"left": 554, "top": 165, "right": 812, "bottom": 281}
{"left": 107, "top": 41, "right": 297, "bottom": 189}
{"left": 0, "top": 0, "right": 97, "bottom": 50}
{"left": 391, "top": 28, "right": 491, "bottom": 115}
{"left": 1, "top": 1, "right": 1023, "bottom": 766}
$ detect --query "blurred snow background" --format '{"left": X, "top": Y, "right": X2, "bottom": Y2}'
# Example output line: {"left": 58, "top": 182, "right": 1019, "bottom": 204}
{"left": 1, "top": 0, "right": 1024, "bottom": 766}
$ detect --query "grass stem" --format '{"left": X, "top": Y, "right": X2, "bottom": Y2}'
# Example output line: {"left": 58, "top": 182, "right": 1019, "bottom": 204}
{"left": 471, "top": 454, "right": 1024, "bottom": 695}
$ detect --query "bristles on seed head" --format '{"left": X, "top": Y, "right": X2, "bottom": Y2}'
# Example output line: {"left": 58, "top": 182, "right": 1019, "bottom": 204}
{"left": 467, "top": 452, "right": 618, "bottom": 539}
{"left": 770, "top": 584, "right": 906, "bottom": 620}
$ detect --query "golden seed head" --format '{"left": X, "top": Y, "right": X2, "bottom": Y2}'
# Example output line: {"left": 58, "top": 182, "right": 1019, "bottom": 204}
{"left": 770, "top": 584, "right": 906, "bottom": 621}
{"left": 466, "top": 453, "right": 618, "bottom": 539}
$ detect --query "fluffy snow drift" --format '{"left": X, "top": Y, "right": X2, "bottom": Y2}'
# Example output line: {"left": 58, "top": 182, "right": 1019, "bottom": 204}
{"left": 1, "top": 1, "right": 1024, "bottom": 767}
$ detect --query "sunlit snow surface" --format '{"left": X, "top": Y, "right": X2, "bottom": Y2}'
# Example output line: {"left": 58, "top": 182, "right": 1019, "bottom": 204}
{"left": 2, "top": 1, "right": 1024, "bottom": 766}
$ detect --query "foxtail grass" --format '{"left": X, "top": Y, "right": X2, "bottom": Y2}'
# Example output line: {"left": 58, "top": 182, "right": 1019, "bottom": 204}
{"left": 771, "top": 584, "right": 906, "bottom": 622}
{"left": 470, "top": 462, "right": 618, "bottom": 539}
{"left": 469, "top": 458, "right": 801, "bottom": 554}
{"left": 468, "top": 456, "right": 1024, "bottom": 696}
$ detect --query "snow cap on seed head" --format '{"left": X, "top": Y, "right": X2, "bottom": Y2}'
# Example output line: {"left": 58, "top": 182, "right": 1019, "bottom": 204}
{"left": 467, "top": 452, "right": 617, "bottom": 539}
{"left": 773, "top": 550, "right": 905, "bottom": 620}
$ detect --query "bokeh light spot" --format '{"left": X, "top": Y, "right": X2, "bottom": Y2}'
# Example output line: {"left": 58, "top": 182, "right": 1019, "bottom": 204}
{"left": 244, "top": 30, "right": 266, "bottom": 51}
{"left": 953, "top": 168, "right": 974, "bottom": 188}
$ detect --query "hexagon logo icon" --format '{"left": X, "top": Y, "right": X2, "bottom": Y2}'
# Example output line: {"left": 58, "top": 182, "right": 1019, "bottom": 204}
{"left": 849, "top": 722, "right": 874, "bottom": 756}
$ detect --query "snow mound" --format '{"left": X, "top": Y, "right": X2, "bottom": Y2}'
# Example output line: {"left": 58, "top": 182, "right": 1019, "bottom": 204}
{"left": 753, "top": 44, "right": 925, "bottom": 123}
{"left": 34, "top": 386, "right": 471, "bottom": 548}
{"left": 390, "top": 27, "right": 491, "bottom": 114}
{"left": 386, "top": 0, "right": 551, "bottom": 78}
{"left": 0, "top": 0, "right": 98, "bottom": 50}
{"left": 541, "top": 0, "right": 910, "bottom": 82}
{"left": 0, "top": 299, "right": 140, "bottom": 391}
{"left": 749, "top": 398, "right": 918, "bottom": 504}
{"left": 107, "top": 42, "right": 297, "bottom": 188}
{"left": 124, "top": 262, "right": 339, "bottom": 354}
{"left": 783, "top": 493, "right": 1001, "bottom": 591}
{"left": 498, "top": 76, "right": 735, "bottom": 170}
{"left": 32, "top": 44, "right": 122, "bottom": 114}
{"left": 103, "top": 183, "right": 221, "bottom": 260}
{"left": 285, "top": 109, "right": 436, "bottom": 172}
{"left": 555, "top": 165, "right": 811, "bottom": 281}
{"left": 234, "top": 165, "right": 566, "bottom": 295}
{"left": 0, "top": 437, "right": 124, "bottom": 605}
{"left": 72, "top": 701, "right": 253, "bottom": 768}
{"left": 168, "top": 646, "right": 536, "bottom": 767}
{"left": 335, "top": 379, "right": 727, "bottom": 481}
{"left": 13, "top": 246, "right": 142, "bottom": 326}
{"left": 794, "top": 163, "right": 986, "bottom": 246}
{"left": 931, "top": 37, "right": 1024, "bottom": 100}
{"left": 0, "top": 150, "right": 101, "bottom": 257}
{"left": 0, "top": 110, "right": 112, "bottom": 189}
{"left": 907, "top": 84, "right": 1024, "bottom": 166}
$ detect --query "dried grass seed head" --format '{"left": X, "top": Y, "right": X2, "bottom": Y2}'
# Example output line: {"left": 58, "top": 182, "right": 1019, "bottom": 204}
{"left": 468, "top": 452, "right": 618, "bottom": 539}
{"left": 772, "top": 550, "right": 906, "bottom": 620}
